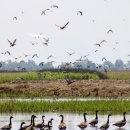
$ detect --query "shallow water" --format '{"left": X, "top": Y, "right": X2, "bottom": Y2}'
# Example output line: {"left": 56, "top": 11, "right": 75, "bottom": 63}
{"left": 0, "top": 97, "right": 129, "bottom": 102}
{"left": 0, "top": 113, "right": 129, "bottom": 130}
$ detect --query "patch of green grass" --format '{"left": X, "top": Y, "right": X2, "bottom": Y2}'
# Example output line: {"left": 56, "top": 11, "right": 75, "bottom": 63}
{"left": 0, "top": 100, "right": 129, "bottom": 114}
{"left": 0, "top": 71, "right": 99, "bottom": 84}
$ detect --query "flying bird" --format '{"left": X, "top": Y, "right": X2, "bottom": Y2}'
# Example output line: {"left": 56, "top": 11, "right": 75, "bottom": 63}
{"left": 42, "top": 41, "right": 48, "bottom": 46}
{"left": 67, "top": 52, "right": 75, "bottom": 56}
{"left": 94, "top": 43, "right": 101, "bottom": 47}
{"left": 100, "top": 40, "right": 107, "bottom": 44}
{"left": 102, "top": 57, "right": 106, "bottom": 61}
{"left": 107, "top": 29, "right": 114, "bottom": 34}
{"left": 55, "top": 22, "right": 69, "bottom": 30}
{"left": 95, "top": 50, "right": 98, "bottom": 52}
{"left": 32, "top": 54, "right": 38, "bottom": 58}
{"left": 23, "top": 53, "right": 31, "bottom": 57}
{"left": 39, "top": 62, "right": 44, "bottom": 66}
{"left": 47, "top": 55, "right": 54, "bottom": 59}
{"left": 5, "top": 51, "right": 11, "bottom": 55}
{"left": 13, "top": 17, "right": 17, "bottom": 20}
{"left": 43, "top": 37, "right": 49, "bottom": 42}
{"left": 51, "top": 5, "right": 58, "bottom": 8}
{"left": 76, "top": 56, "right": 82, "bottom": 61}
{"left": 28, "top": 34, "right": 47, "bottom": 38}
{"left": 77, "top": 11, "right": 82, "bottom": 16}
{"left": 7, "top": 39, "right": 17, "bottom": 47}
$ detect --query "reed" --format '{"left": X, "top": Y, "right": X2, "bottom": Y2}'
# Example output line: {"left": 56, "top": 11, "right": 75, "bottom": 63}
{"left": 0, "top": 100, "right": 129, "bottom": 113}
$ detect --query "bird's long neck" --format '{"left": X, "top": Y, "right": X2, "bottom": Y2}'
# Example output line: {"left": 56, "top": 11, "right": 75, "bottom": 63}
{"left": 107, "top": 115, "right": 110, "bottom": 124}
{"left": 48, "top": 121, "right": 51, "bottom": 129}
{"left": 9, "top": 117, "right": 12, "bottom": 125}
{"left": 32, "top": 117, "right": 35, "bottom": 126}
{"left": 61, "top": 116, "right": 64, "bottom": 123}
{"left": 42, "top": 117, "right": 44, "bottom": 123}
{"left": 95, "top": 111, "right": 98, "bottom": 119}
{"left": 30, "top": 116, "right": 33, "bottom": 125}
{"left": 124, "top": 113, "right": 126, "bottom": 121}
{"left": 20, "top": 123, "right": 24, "bottom": 129}
{"left": 84, "top": 114, "right": 87, "bottom": 122}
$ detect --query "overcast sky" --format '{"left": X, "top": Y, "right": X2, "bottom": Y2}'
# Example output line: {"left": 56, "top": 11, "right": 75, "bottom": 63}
{"left": 0, "top": 0, "right": 130, "bottom": 66}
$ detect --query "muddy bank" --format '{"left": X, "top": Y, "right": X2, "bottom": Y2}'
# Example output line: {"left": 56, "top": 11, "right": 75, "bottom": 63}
{"left": 0, "top": 79, "right": 130, "bottom": 98}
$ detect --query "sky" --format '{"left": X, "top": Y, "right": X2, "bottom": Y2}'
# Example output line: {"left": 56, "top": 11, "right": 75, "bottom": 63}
{"left": 0, "top": 0, "right": 130, "bottom": 67}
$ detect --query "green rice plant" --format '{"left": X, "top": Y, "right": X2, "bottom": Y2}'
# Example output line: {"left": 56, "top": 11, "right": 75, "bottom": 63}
{"left": 0, "top": 100, "right": 129, "bottom": 113}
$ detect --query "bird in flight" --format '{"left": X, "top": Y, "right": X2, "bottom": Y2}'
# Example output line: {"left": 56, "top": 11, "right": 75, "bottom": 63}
{"left": 55, "top": 22, "right": 69, "bottom": 30}
{"left": 13, "top": 17, "right": 17, "bottom": 20}
{"left": 77, "top": 11, "right": 82, "bottom": 16}
{"left": 102, "top": 57, "right": 106, "bottom": 61}
{"left": 100, "top": 40, "right": 107, "bottom": 44}
{"left": 32, "top": 54, "right": 38, "bottom": 58}
{"left": 67, "top": 52, "right": 75, "bottom": 56}
{"left": 23, "top": 53, "right": 31, "bottom": 57}
{"left": 76, "top": 56, "right": 82, "bottom": 61}
{"left": 7, "top": 39, "right": 17, "bottom": 47}
{"left": 42, "top": 41, "right": 48, "bottom": 46}
{"left": 107, "top": 29, "right": 114, "bottom": 34}
{"left": 94, "top": 43, "right": 101, "bottom": 47}
{"left": 47, "top": 55, "right": 54, "bottom": 59}
{"left": 95, "top": 50, "right": 99, "bottom": 52}
{"left": 51, "top": 5, "right": 58, "bottom": 8}
{"left": 5, "top": 51, "right": 11, "bottom": 55}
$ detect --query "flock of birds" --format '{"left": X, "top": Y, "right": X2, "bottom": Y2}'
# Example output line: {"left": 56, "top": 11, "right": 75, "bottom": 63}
{"left": 1, "top": 0, "right": 130, "bottom": 73}
{"left": 0, "top": 111, "right": 128, "bottom": 130}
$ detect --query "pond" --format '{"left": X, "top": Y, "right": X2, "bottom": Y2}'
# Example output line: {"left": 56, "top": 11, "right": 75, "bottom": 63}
{"left": 0, "top": 112, "right": 129, "bottom": 130}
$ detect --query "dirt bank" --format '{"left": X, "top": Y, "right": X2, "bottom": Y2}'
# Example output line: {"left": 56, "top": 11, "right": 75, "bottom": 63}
{"left": 0, "top": 79, "right": 130, "bottom": 98}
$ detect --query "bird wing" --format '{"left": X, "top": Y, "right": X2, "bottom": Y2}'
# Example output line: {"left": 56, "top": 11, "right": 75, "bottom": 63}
{"left": 1, "top": 124, "right": 10, "bottom": 129}
{"left": 7, "top": 39, "right": 12, "bottom": 45}
{"left": 113, "top": 120, "right": 124, "bottom": 126}
{"left": 13, "top": 39, "right": 17, "bottom": 44}
{"left": 55, "top": 24, "right": 61, "bottom": 28}
{"left": 89, "top": 119, "right": 98, "bottom": 125}
{"left": 63, "top": 22, "right": 69, "bottom": 27}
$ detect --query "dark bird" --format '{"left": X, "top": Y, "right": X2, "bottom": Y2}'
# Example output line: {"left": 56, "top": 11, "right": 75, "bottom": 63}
{"left": 95, "top": 50, "right": 98, "bottom": 52}
{"left": 39, "top": 62, "right": 44, "bottom": 66}
{"left": 77, "top": 113, "right": 88, "bottom": 129}
{"left": 41, "top": 10, "right": 46, "bottom": 15}
{"left": 99, "top": 114, "right": 112, "bottom": 130}
{"left": 19, "top": 122, "right": 26, "bottom": 130}
{"left": 1, "top": 116, "right": 13, "bottom": 130}
{"left": 20, "top": 60, "right": 25, "bottom": 63}
{"left": 13, "top": 17, "right": 17, "bottom": 20}
{"left": 5, "top": 51, "right": 11, "bottom": 55}
{"left": 32, "top": 54, "right": 38, "bottom": 58}
{"left": 23, "top": 53, "right": 31, "bottom": 57}
{"left": 113, "top": 112, "right": 126, "bottom": 129}
{"left": 59, "top": 115, "right": 67, "bottom": 130}
{"left": 94, "top": 43, "right": 101, "bottom": 47}
{"left": 89, "top": 111, "right": 99, "bottom": 126}
{"left": 42, "top": 41, "right": 48, "bottom": 46}
{"left": 102, "top": 57, "right": 106, "bottom": 61}
{"left": 65, "top": 77, "right": 75, "bottom": 85}
{"left": 100, "top": 40, "right": 107, "bottom": 44}
{"left": 43, "top": 37, "right": 49, "bottom": 42}
{"left": 77, "top": 11, "right": 82, "bottom": 16}
{"left": 51, "top": 5, "right": 58, "bottom": 8}
{"left": 76, "top": 56, "right": 82, "bottom": 61}
{"left": 67, "top": 52, "right": 75, "bottom": 56}
{"left": 47, "top": 55, "right": 54, "bottom": 59}
{"left": 55, "top": 22, "right": 69, "bottom": 30}
{"left": 21, "top": 68, "right": 26, "bottom": 71}
{"left": 7, "top": 39, "right": 17, "bottom": 47}
{"left": 12, "top": 56, "right": 21, "bottom": 60}
{"left": 107, "top": 29, "right": 114, "bottom": 34}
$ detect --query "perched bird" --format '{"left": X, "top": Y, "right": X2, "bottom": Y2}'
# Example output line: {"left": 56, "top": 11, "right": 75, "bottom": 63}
{"left": 7, "top": 39, "right": 17, "bottom": 47}
{"left": 19, "top": 122, "right": 26, "bottom": 130}
{"left": 113, "top": 112, "right": 126, "bottom": 129}
{"left": 107, "top": 29, "right": 113, "bottom": 34}
{"left": 77, "top": 11, "right": 82, "bottom": 16}
{"left": 89, "top": 110, "right": 99, "bottom": 126}
{"left": 13, "top": 17, "right": 17, "bottom": 20}
{"left": 55, "top": 22, "right": 69, "bottom": 30}
{"left": 77, "top": 113, "right": 88, "bottom": 129}
{"left": 1, "top": 116, "right": 13, "bottom": 130}
{"left": 32, "top": 54, "right": 38, "bottom": 58}
{"left": 99, "top": 114, "right": 112, "bottom": 130}
{"left": 59, "top": 115, "right": 67, "bottom": 130}
{"left": 67, "top": 52, "right": 75, "bottom": 56}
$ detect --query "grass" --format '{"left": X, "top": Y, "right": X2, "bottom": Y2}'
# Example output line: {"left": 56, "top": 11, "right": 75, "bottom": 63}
{"left": 0, "top": 71, "right": 99, "bottom": 84}
{"left": 0, "top": 100, "right": 129, "bottom": 114}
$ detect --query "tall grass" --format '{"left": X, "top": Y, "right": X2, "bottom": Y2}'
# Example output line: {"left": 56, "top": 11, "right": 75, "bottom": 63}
{"left": 0, "top": 71, "right": 99, "bottom": 84}
{"left": 0, "top": 100, "right": 129, "bottom": 113}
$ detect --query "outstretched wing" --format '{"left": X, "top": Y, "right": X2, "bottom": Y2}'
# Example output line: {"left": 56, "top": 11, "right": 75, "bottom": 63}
{"left": 7, "top": 39, "right": 12, "bottom": 45}
{"left": 63, "top": 22, "right": 69, "bottom": 28}
{"left": 13, "top": 39, "right": 17, "bottom": 44}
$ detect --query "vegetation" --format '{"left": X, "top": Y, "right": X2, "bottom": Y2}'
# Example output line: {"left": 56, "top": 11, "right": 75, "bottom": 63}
{"left": 0, "top": 100, "right": 129, "bottom": 114}
{"left": 0, "top": 71, "right": 99, "bottom": 84}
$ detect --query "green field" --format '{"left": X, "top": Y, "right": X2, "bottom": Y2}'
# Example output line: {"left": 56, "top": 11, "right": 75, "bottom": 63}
{"left": 0, "top": 100, "right": 129, "bottom": 114}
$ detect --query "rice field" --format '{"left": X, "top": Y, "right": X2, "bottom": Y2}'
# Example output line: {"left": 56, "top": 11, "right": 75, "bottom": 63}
{"left": 0, "top": 100, "right": 129, "bottom": 113}
{"left": 0, "top": 71, "right": 99, "bottom": 84}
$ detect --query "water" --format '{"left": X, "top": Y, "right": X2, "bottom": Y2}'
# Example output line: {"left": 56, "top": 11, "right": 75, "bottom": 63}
{"left": 0, "top": 113, "right": 129, "bottom": 130}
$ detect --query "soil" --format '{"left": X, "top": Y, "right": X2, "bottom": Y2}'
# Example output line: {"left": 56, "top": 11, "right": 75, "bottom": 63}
{"left": 0, "top": 79, "right": 130, "bottom": 98}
